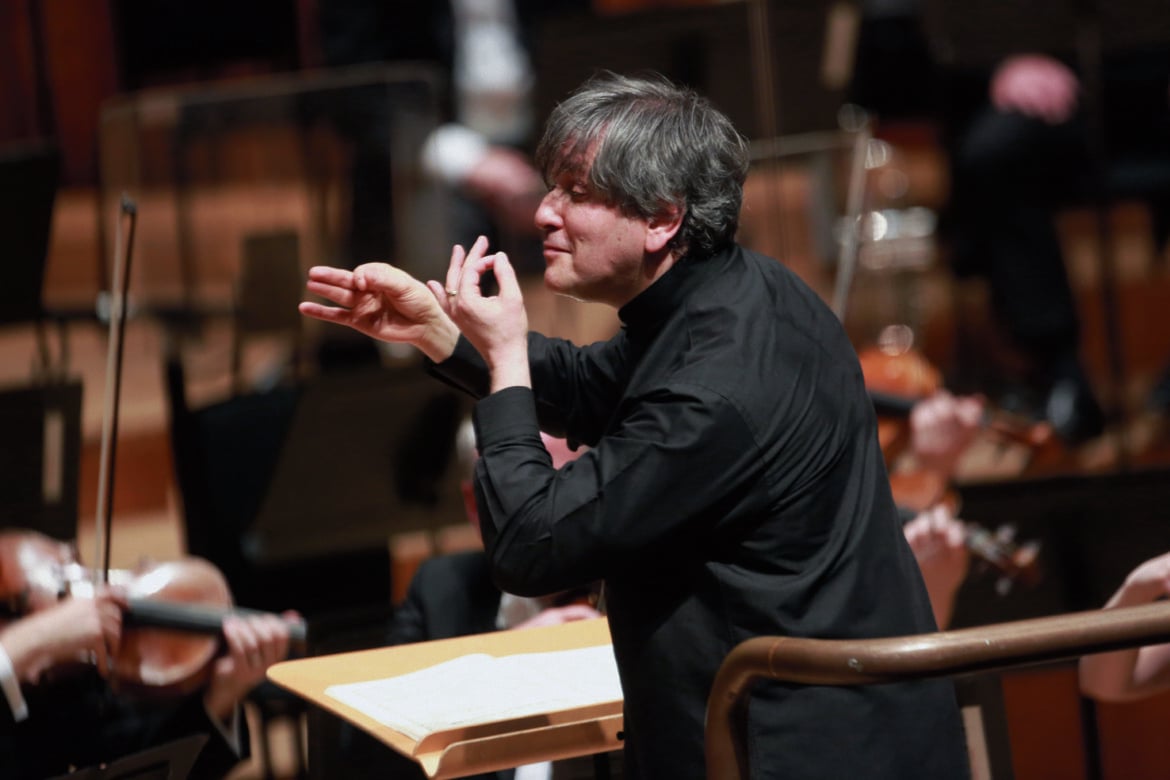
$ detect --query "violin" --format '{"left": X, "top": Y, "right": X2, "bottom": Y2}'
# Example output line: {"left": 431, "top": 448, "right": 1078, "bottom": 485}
{"left": 890, "top": 472, "right": 1041, "bottom": 592}
{"left": 860, "top": 325, "right": 1044, "bottom": 591}
{"left": 860, "top": 325, "right": 1055, "bottom": 463}
{"left": 0, "top": 529, "right": 306, "bottom": 698}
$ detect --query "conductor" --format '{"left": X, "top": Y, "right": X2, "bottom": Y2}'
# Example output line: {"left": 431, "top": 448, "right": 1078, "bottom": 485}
{"left": 300, "top": 72, "right": 969, "bottom": 779}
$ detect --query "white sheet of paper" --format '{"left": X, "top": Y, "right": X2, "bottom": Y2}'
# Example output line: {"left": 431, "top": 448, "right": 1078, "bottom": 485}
{"left": 325, "top": 644, "right": 622, "bottom": 742}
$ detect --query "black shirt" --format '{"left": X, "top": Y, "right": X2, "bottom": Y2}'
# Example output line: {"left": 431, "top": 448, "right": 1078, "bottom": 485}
{"left": 430, "top": 244, "right": 969, "bottom": 779}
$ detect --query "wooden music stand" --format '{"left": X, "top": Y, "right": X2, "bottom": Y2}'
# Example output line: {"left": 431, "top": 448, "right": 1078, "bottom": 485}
{"left": 267, "top": 618, "right": 623, "bottom": 779}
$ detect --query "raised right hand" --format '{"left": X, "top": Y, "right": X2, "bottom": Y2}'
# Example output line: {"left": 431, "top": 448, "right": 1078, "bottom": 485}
{"left": 299, "top": 262, "right": 460, "bottom": 362}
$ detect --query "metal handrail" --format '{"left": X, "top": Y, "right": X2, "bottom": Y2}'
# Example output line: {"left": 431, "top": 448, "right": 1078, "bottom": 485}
{"left": 705, "top": 601, "right": 1170, "bottom": 779}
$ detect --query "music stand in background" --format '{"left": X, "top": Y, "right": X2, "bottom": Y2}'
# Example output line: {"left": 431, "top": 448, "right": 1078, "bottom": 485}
{"left": 0, "top": 379, "right": 83, "bottom": 541}
{"left": 166, "top": 357, "right": 469, "bottom": 624}
{"left": 47, "top": 735, "right": 208, "bottom": 780}
{"left": 0, "top": 140, "right": 63, "bottom": 377}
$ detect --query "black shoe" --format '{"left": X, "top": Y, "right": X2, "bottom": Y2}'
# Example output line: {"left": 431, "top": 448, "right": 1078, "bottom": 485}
{"left": 1045, "top": 377, "right": 1106, "bottom": 445}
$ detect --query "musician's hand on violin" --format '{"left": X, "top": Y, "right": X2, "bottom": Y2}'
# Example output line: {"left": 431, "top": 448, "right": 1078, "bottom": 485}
{"left": 0, "top": 588, "right": 126, "bottom": 684}
{"left": 909, "top": 390, "right": 985, "bottom": 478}
{"left": 300, "top": 262, "right": 461, "bottom": 363}
{"left": 903, "top": 505, "right": 970, "bottom": 629}
{"left": 203, "top": 611, "right": 300, "bottom": 722}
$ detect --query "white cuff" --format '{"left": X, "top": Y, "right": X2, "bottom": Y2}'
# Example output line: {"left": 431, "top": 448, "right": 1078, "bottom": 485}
{"left": 421, "top": 123, "right": 490, "bottom": 188}
{"left": 205, "top": 699, "right": 243, "bottom": 756}
{"left": 0, "top": 643, "right": 29, "bottom": 722}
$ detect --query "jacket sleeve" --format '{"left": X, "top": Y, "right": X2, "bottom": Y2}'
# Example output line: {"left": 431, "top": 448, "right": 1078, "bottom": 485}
{"left": 472, "top": 383, "right": 767, "bottom": 597}
{"left": 427, "top": 332, "right": 632, "bottom": 448}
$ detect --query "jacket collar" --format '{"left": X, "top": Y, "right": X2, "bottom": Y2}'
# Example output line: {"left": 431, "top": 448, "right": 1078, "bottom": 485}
{"left": 617, "top": 246, "right": 733, "bottom": 335}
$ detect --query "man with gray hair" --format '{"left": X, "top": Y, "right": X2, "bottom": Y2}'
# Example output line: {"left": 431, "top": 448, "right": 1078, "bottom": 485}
{"left": 301, "top": 71, "right": 968, "bottom": 779}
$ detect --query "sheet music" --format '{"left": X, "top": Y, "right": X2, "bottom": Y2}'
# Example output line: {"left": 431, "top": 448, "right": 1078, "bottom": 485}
{"left": 325, "top": 644, "right": 622, "bottom": 742}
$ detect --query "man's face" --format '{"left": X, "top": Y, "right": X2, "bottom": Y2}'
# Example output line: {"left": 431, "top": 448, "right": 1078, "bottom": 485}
{"left": 534, "top": 153, "right": 652, "bottom": 308}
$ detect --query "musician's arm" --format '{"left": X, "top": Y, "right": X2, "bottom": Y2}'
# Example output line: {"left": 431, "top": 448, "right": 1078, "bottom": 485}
{"left": 1080, "top": 551, "right": 1170, "bottom": 701}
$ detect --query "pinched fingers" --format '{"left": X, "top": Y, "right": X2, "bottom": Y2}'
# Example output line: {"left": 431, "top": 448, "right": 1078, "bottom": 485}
{"left": 485, "top": 245, "right": 522, "bottom": 301}
{"left": 446, "top": 236, "right": 490, "bottom": 300}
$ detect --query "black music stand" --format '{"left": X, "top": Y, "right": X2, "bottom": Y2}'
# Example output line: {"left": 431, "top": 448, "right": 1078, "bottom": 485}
{"left": 0, "top": 140, "right": 61, "bottom": 376}
{"left": 46, "top": 734, "right": 208, "bottom": 780}
{"left": 0, "top": 379, "right": 83, "bottom": 541}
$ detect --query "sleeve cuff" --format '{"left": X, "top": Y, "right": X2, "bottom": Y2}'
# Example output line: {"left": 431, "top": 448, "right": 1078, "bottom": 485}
{"left": 204, "top": 700, "right": 243, "bottom": 756}
{"left": 473, "top": 386, "right": 541, "bottom": 451}
{"left": 0, "top": 643, "right": 28, "bottom": 722}
{"left": 425, "top": 335, "right": 491, "bottom": 398}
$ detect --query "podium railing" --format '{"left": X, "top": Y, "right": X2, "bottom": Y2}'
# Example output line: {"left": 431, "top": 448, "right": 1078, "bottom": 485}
{"left": 705, "top": 601, "right": 1170, "bottom": 779}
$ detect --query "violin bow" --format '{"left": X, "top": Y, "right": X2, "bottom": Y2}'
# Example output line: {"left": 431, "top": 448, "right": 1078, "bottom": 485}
{"left": 93, "top": 194, "right": 138, "bottom": 583}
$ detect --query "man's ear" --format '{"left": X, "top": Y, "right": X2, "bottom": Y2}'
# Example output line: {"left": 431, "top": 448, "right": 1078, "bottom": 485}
{"left": 644, "top": 204, "right": 684, "bottom": 254}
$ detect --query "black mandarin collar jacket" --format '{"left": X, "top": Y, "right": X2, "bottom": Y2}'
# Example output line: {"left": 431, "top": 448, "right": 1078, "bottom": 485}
{"left": 429, "top": 244, "right": 968, "bottom": 779}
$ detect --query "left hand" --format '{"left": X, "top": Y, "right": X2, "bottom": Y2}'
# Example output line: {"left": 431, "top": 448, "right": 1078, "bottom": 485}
{"left": 301, "top": 263, "right": 460, "bottom": 362}
{"left": 203, "top": 611, "right": 300, "bottom": 722}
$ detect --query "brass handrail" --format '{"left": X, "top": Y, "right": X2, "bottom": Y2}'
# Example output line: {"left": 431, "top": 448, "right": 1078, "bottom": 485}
{"left": 705, "top": 601, "right": 1170, "bottom": 779}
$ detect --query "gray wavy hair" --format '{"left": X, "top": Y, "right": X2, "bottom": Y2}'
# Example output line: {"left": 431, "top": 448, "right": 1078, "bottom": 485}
{"left": 535, "top": 71, "right": 749, "bottom": 259}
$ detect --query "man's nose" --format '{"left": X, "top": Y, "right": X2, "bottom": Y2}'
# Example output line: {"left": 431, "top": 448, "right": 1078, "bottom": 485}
{"left": 534, "top": 190, "right": 561, "bottom": 232}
